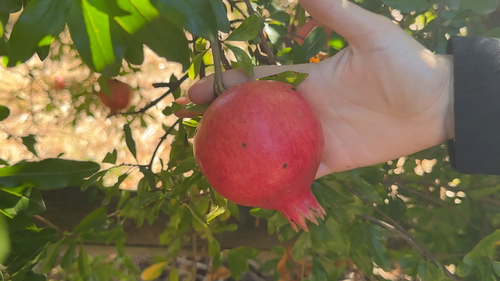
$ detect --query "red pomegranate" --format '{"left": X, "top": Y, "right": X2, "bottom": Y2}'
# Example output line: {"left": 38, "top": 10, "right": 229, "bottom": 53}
{"left": 193, "top": 80, "right": 325, "bottom": 232}
{"left": 98, "top": 79, "right": 133, "bottom": 115}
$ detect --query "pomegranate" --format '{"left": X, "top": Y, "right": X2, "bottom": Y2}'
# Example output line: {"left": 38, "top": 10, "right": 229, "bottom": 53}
{"left": 54, "top": 76, "right": 65, "bottom": 90}
{"left": 98, "top": 79, "right": 133, "bottom": 115}
{"left": 193, "top": 80, "right": 325, "bottom": 232}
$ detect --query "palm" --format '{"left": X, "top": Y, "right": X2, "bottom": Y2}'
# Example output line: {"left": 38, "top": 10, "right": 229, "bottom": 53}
{"left": 297, "top": 41, "right": 452, "bottom": 177}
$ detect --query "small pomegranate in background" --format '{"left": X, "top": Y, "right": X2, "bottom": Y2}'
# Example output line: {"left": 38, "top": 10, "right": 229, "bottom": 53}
{"left": 54, "top": 76, "right": 66, "bottom": 90}
{"left": 193, "top": 80, "right": 325, "bottom": 232}
{"left": 98, "top": 79, "right": 133, "bottom": 115}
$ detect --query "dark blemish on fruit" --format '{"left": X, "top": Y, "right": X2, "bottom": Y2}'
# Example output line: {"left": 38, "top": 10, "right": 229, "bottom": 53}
{"left": 282, "top": 163, "right": 287, "bottom": 168}
{"left": 242, "top": 120, "right": 246, "bottom": 123}
{"left": 291, "top": 87, "right": 297, "bottom": 91}
{"left": 241, "top": 143, "right": 247, "bottom": 148}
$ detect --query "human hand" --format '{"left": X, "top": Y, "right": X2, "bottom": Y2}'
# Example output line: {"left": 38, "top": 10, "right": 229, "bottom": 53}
{"left": 177, "top": 0, "right": 454, "bottom": 179}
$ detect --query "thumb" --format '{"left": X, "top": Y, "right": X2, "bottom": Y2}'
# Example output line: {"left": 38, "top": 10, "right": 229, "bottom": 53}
{"left": 299, "top": 0, "right": 397, "bottom": 49}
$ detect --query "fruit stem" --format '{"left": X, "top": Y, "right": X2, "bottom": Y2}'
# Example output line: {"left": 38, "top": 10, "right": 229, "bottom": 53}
{"left": 210, "top": 36, "right": 227, "bottom": 96}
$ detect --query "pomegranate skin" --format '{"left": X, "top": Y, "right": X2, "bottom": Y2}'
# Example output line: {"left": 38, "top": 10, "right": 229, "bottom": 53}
{"left": 193, "top": 80, "right": 325, "bottom": 231}
{"left": 98, "top": 79, "right": 133, "bottom": 115}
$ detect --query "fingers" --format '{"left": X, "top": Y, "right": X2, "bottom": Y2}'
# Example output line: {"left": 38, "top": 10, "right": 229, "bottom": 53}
{"left": 173, "top": 97, "right": 205, "bottom": 118}
{"left": 188, "top": 64, "right": 314, "bottom": 104}
{"left": 299, "top": 0, "right": 396, "bottom": 48}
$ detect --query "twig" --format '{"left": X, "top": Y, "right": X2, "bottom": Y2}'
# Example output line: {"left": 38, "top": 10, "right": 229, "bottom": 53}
{"left": 394, "top": 182, "right": 481, "bottom": 230}
{"left": 34, "top": 215, "right": 64, "bottom": 234}
{"left": 148, "top": 119, "right": 181, "bottom": 170}
{"left": 107, "top": 210, "right": 121, "bottom": 219}
{"left": 210, "top": 37, "right": 227, "bottom": 95}
{"left": 242, "top": 0, "right": 277, "bottom": 65}
{"left": 228, "top": 0, "right": 247, "bottom": 17}
{"left": 218, "top": 39, "right": 233, "bottom": 70}
{"left": 359, "top": 215, "right": 457, "bottom": 281}
{"left": 339, "top": 181, "right": 458, "bottom": 281}
{"left": 110, "top": 74, "right": 189, "bottom": 117}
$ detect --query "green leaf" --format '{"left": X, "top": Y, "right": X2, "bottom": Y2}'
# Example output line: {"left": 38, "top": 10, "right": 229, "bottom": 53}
{"left": 380, "top": 0, "right": 432, "bottom": 13}
{"left": 0, "top": 158, "right": 100, "bottom": 190}
{"left": 9, "top": 227, "right": 57, "bottom": 256}
{"left": 172, "top": 157, "right": 196, "bottom": 175}
{"left": 227, "top": 201, "right": 240, "bottom": 220}
{"left": 225, "top": 44, "right": 254, "bottom": 77}
{"left": 188, "top": 50, "right": 208, "bottom": 80}
{"left": 185, "top": 103, "right": 210, "bottom": 112}
{"left": 169, "top": 268, "right": 179, "bottom": 281}
{"left": 0, "top": 215, "right": 10, "bottom": 263}
{"left": 36, "top": 44, "right": 50, "bottom": 61}
{"left": 208, "top": 238, "right": 220, "bottom": 259}
{"left": 301, "top": 27, "right": 327, "bottom": 61}
{"left": 72, "top": 207, "right": 108, "bottom": 234}
{"left": 249, "top": 207, "right": 276, "bottom": 218}
{"left": 226, "top": 14, "right": 260, "bottom": 41}
{"left": 471, "top": 229, "right": 500, "bottom": 255}
{"left": 38, "top": 239, "right": 63, "bottom": 274}
{"left": 81, "top": 169, "right": 108, "bottom": 191}
{"left": 463, "top": 251, "right": 483, "bottom": 266}
{"left": 21, "top": 134, "right": 38, "bottom": 157}
{"left": 227, "top": 247, "right": 259, "bottom": 280}
{"left": 258, "top": 71, "right": 309, "bottom": 87}
{"left": 120, "top": 10, "right": 190, "bottom": 71}
{"left": 310, "top": 255, "right": 328, "bottom": 281}
{"left": 0, "top": 105, "right": 9, "bottom": 121}
{"left": 269, "top": 11, "right": 290, "bottom": 26}
{"left": 141, "top": 261, "right": 167, "bottom": 281}
{"left": 123, "top": 31, "right": 144, "bottom": 65}
{"left": 78, "top": 246, "right": 90, "bottom": 279}
{"left": 0, "top": 0, "right": 22, "bottom": 13}
{"left": 102, "top": 149, "right": 117, "bottom": 164}
{"left": 23, "top": 271, "right": 47, "bottom": 281}
{"left": 208, "top": 0, "right": 230, "bottom": 33}
{"left": 81, "top": 0, "right": 116, "bottom": 72}
{"left": 151, "top": 0, "right": 213, "bottom": 40}
{"left": 292, "top": 231, "right": 310, "bottom": 261}
{"left": 349, "top": 177, "right": 381, "bottom": 203}
{"left": 123, "top": 124, "right": 137, "bottom": 159}
{"left": 461, "top": 0, "right": 498, "bottom": 15}
{"left": 456, "top": 260, "right": 472, "bottom": 277}
{"left": 367, "top": 224, "right": 391, "bottom": 270}
{"left": 60, "top": 241, "right": 76, "bottom": 270}
{"left": 7, "top": 0, "right": 69, "bottom": 66}
{"left": 292, "top": 41, "right": 307, "bottom": 64}
{"left": 491, "top": 260, "right": 500, "bottom": 277}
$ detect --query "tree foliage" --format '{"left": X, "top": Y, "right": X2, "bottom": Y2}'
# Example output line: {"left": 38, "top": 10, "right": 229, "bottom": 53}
{"left": 1, "top": 0, "right": 500, "bottom": 280}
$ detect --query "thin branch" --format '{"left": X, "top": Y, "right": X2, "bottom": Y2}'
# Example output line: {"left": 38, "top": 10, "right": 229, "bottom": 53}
{"left": 394, "top": 182, "right": 481, "bottom": 231}
{"left": 218, "top": 39, "right": 233, "bottom": 70}
{"left": 228, "top": 0, "right": 247, "bottom": 17}
{"left": 210, "top": 37, "right": 227, "bottom": 95}
{"left": 110, "top": 74, "right": 189, "bottom": 117}
{"left": 34, "top": 215, "right": 64, "bottom": 234}
{"left": 148, "top": 119, "right": 181, "bottom": 170}
{"left": 242, "top": 0, "right": 277, "bottom": 65}
{"left": 107, "top": 210, "right": 121, "bottom": 219}
{"left": 339, "top": 181, "right": 458, "bottom": 281}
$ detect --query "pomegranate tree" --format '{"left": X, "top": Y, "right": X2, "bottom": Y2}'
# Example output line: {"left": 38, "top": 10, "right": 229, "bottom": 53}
{"left": 193, "top": 79, "right": 325, "bottom": 232}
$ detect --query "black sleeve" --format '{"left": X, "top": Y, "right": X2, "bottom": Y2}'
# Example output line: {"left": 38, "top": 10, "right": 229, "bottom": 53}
{"left": 446, "top": 35, "right": 500, "bottom": 175}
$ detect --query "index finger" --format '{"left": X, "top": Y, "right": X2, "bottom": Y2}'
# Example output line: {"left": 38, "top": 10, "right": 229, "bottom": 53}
{"left": 188, "top": 64, "right": 314, "bottom": 104}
